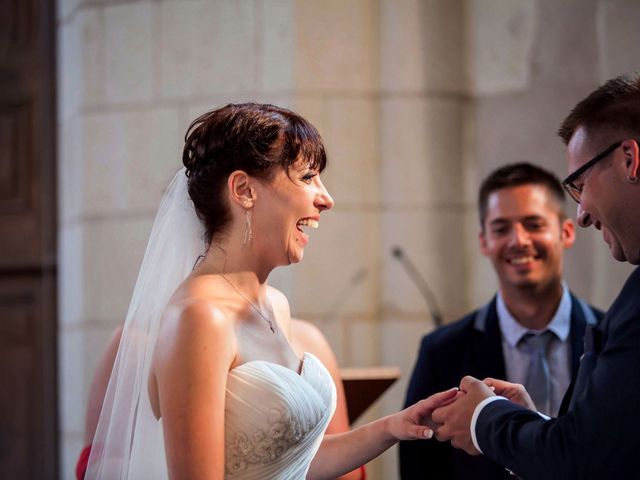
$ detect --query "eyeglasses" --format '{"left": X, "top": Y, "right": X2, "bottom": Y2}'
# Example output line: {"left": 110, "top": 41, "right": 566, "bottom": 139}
{"left": 561, "top": 141, "right": 622, "bottom": 204}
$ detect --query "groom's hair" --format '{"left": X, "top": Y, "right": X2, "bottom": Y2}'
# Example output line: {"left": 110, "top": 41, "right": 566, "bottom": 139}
{"left": 558, "top": 72, "right": 640, "bottom": 150}
{"left": 478, "top": 163, "right": 567, "bottom": 229}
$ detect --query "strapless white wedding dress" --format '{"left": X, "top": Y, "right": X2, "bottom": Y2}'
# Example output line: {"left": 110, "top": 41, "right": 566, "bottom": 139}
{"left": 223, "top": 352, "right": 336, "bottom": 479}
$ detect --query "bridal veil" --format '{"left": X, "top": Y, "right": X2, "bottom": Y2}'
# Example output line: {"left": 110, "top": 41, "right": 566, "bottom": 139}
{"left": 86, "top": 168, "right": 205, "bottom": 479}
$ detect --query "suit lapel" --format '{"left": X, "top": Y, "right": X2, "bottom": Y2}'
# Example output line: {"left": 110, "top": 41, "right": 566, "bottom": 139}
{"left": 473, "top": 298, "right": 507, "bottom": 380}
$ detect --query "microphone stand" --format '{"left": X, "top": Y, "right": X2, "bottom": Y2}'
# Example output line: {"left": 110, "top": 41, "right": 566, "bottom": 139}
{"left": 391, "top": 246, "right": 443, "bottom": 328}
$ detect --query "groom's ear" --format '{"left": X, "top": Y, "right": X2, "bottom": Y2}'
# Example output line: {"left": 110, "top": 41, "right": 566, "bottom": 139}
{"left": 227, "top": 170, "right": 256, "bottom": 208}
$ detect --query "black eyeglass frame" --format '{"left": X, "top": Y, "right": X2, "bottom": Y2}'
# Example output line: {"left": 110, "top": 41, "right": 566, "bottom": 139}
{"left": 561, "top": 141, "right": 623, "bottom": 203}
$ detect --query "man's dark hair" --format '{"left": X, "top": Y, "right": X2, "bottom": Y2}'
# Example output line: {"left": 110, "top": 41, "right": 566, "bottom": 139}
{"left": 478, "top": 163, "right": 566, "bottom": 228}
{"left": 558, "top": 72, "right": 640, "bottom": 148}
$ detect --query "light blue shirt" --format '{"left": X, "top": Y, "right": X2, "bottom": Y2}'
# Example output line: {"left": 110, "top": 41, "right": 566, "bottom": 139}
{"left": 496, "top": 284, "right": 572, "bottom": 417}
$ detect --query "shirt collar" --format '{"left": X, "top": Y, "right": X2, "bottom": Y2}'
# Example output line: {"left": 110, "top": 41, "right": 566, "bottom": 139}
{"left": 497, "top": 283, "right": 572, "bottom": 347}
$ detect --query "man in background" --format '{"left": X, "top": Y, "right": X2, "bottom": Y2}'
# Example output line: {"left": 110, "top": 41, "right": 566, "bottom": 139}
{"left": 399, "top": 163, "right": 603, "bottom": 480}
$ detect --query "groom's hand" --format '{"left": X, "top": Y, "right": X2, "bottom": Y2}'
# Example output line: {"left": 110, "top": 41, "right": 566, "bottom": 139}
{"left": 432, "top": 376, "right": 495, "bottom": 455}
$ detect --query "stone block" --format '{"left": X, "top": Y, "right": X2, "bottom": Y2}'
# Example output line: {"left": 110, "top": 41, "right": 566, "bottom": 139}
{"left": 82, "top": 216, "right": 155, "bottom": 323}
{"left": 529, "top": 0, "right": 599, "bottom": 88}
{"left": 82, "top": 108, "right": 182, "bottom": 215}
{"left": 294, "top": 0, "right": 377, "bottom": 91}
{"left": 195, "top": 0, "right": 258, "bottom": 95}
{"left": 104, "top": 2, "right": 154, "bottom": 103}
{"left": 596, "top": 0, "right": 640, "bottom": 81}
{"left": 58, "top": 17, "right": 82, "bottom": 122}
{"left": 287, "top": 210, "right": 379, "bottom": 318}
{"left": 79, "top": 7, "right": 106, "bottom": 107}
{"left": 261, "top": 0, "right": 294, "bottom": 92}
{"left": 159, "top": 0, "right": 207, "bottom": 98}
{"left": 59, "top": 224, "right": 85, "bottom": 326}
{"left": 381, "top": 209, "right": 469, "bottom": 319}
{"left": 58, "top": 117, "right": 84, "bottom": 226}
{"left": 321, "top": 98, "right": 379, "bottom": 206}
{"left": 470, "top": 87, "right": 580, "bottom": 187}
{"left": 346, "top": 318, "right": 379, "bottom": 367}
{"left": 380, "top": 0, "right": 465, "bottom": 93}
{"left": 465, "top": 0, "right": 536, "bottom": 95}
{"left": 380, "top": 97, "right": 465, "bottom": 206}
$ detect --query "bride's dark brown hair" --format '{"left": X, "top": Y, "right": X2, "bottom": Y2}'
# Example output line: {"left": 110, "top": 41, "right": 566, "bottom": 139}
{"left": 182, "top": 103, "right": 327, "bottom": 244}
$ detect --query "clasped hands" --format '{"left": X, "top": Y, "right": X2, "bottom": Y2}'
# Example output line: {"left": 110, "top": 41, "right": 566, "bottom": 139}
{"left": 420, "top": 376, "right": 536, "bottom": 455}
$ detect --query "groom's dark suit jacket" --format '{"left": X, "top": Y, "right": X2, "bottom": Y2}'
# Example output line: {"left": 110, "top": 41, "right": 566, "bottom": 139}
{"left": 399, "top": 293, "right": 603, "bottom": 480}
{"left": 475, "top": 267, "right": 640, "bottom": 479}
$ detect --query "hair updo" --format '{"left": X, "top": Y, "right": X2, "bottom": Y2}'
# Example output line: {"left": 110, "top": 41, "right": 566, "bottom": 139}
{"left": 182, "top": 103, "right": 327, "bottom": 243}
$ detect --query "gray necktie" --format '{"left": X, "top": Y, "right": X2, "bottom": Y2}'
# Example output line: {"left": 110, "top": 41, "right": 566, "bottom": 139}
{"left": 519, "top": 330, "right": 556, "bottom": 416}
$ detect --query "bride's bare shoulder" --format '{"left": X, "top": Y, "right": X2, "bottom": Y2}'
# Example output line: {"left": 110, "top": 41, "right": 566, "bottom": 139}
{"left": 156, "top": 277, "right": 238, "bottom": 359}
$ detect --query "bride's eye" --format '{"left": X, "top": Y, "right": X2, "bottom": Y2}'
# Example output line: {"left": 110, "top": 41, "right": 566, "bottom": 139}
{"left": 301, "top": 172, "right": 317, "bottom": 184}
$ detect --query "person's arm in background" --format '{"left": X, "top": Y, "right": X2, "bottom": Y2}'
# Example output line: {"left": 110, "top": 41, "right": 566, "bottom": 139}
{"left": 399, "top": 335, "right": 453, "bottom": 480}
{"left": 76, "top": 325, "right": 123, "bottom": 479}
{"left": 290, "top": 318, "right": 365, "bottom": 480}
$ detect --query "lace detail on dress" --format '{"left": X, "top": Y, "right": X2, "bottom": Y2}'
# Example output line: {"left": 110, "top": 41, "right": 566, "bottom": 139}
{"left": 225, "top": 407, "right": 310, "bottom": 475}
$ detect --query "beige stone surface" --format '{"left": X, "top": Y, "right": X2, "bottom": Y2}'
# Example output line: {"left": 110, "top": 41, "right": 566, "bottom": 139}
{"left": 81, "top": 108, "right": 182, "bottom": 214}
{"left": 380, "top": 96, "right": 465, "bottom": 206}
{"left": 58, "top": 117, "right": 84, "bottom": 225}
{"left": 105, "top": 2, "right": 154, "bottom": 103}
{"left": 79, "top": 217, "right": 154, "bottom": 324}
{"left": 294, "top": 0, "right": 378, "bottom": 91}
{"left": 596, "top": 0, "right": 640, "bottom": 81}
{"left": 531, "top": 0, "right": 599, "bottom": 87}
{"left": 380, "top": 0, "right": 465, "bottom": 93}
{"left": 321, "top": 97, "right": 379, "bottom": 206}
{"left": 159, "top": 0, "right": 207, "bottom": 98}
{"left": 195, "top": 1, "right": 258, "bottom": 94}
{"left": 261, "top": 0, "right": 295, "bottom": 92}
{"left": 465, "top": 0, "right": 536, "bottom": 95}
{"left": 288, "top": 210, "right": 379, "bottom": 318}
{"left": 381, "top": 209, "right": 469, "bottom": 320}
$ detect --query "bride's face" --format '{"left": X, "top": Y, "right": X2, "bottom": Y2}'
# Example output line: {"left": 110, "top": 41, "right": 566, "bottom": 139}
{"left": 253, "top": 160, "right": 334, "bottom": 266}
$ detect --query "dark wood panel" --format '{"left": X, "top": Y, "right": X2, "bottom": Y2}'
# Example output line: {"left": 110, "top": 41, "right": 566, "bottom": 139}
{"left": 0, "top": 0, "right": 58, "bottom": 478}
{"left": 0, "top": 273, "right": 56, "bottom": 479}
{"left": 0, "top": 0, "right": 36, "bottom": 60}
{"left": 0, "top": 101, "right": 33, "bottom": 211}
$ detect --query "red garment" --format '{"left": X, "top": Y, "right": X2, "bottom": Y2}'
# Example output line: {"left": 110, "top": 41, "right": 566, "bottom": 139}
{"left": 76, "top": 444, "right": 91, "bottom": 480}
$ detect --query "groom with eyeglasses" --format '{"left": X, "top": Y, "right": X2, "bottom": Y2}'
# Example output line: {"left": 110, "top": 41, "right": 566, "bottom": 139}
{"left": 431, "top": 72, "right": 640, "bottom": 479}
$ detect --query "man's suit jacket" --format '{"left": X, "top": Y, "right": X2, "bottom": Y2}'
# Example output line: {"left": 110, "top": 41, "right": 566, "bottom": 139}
{"left": 475, "top": 267, "right": 640, "bottom": 479}
{"left": 399, "top": 293, "right": 603, "bottom": 480}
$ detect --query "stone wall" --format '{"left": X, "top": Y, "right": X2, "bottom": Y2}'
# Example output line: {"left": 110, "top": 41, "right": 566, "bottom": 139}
{"left": 57, "top": 1, "right": 640, "bottom": 478}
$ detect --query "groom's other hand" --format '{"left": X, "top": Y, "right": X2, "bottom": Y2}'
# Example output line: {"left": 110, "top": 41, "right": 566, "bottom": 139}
{"left": 483, "top": 377, "right": 536, "bottom": 411}
{"left": 432, "top": 376, "right": 495, "bottom": 455}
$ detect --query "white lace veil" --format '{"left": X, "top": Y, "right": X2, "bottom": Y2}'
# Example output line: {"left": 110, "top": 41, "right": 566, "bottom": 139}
{"left": 86, "top": 168, "right": 205, "bottom": 479}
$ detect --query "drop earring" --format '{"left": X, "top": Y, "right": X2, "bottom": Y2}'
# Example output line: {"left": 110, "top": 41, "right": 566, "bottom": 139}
{"left": 242, "top": 209, "right": 253, "bottom": 248}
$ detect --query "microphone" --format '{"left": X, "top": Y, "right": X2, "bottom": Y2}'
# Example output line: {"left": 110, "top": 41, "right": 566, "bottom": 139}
{"left": 391, "top": 246, "right": 443, "bottom": 328}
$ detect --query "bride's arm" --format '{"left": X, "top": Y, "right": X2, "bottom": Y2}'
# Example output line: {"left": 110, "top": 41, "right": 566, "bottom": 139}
{"left": 307, "top": 388, "right": 459, "bottom": 480}
{"left": 154, "top": 302, "right": 236, "bottom": 480}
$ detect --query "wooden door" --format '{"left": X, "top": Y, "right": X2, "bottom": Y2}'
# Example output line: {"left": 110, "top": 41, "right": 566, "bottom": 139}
{"left": 0, "top": 0, "right": 58, "bottom": 478}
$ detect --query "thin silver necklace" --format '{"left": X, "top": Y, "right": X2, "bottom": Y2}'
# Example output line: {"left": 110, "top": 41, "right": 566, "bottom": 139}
{"left": 220, "top": 272, "right": 276, "bottom": 334}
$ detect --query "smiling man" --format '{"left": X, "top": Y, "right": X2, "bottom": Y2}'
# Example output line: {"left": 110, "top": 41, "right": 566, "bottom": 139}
{"left": 430, "top": 72, "right": 640, "bottom": 480}
{"left": 399, "top": 163, "right": 603, "bottom": 480}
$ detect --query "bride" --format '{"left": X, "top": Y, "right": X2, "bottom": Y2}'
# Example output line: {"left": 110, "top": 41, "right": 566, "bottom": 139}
{"left": 86, "top": 103, "right": 456, "bottom": 479}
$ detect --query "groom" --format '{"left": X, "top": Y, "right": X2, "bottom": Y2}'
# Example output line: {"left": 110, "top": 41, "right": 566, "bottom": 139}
{"left": 432, "top": 72, "right": 640, "bottom": 479}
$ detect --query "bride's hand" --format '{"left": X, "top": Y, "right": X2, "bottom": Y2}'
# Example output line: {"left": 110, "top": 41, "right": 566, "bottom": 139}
{"left": 387, "top": 387, "right": 459, "bottom": 441}
{"left": 482, "top": 377, "right": 536, "bottom": 411}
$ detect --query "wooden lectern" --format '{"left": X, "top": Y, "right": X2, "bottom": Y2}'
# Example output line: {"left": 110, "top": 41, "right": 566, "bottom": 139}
{"left": 340, "top": 367, "right": 401, "bottom": 424}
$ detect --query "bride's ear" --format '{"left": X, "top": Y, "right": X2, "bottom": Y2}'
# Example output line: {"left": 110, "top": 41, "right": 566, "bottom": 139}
{"left": 228, "top": 170, "right": 256, "bottom": 208}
